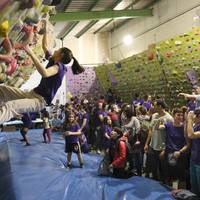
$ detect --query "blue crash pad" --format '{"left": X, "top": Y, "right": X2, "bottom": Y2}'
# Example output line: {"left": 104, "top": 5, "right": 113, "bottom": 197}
{"left": 0, "top": 130, "right": 175, "bottom": 200}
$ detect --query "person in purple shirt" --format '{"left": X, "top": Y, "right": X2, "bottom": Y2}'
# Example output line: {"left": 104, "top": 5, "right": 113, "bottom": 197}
{"left": 20, "top": 113, "right": 32, "bottom": 146}
{"left": 161, "top": 108, "right": 190, "bottom": 188}
{"left": 132, "top": 93, "right": 144, "bottom": 107}
{"left": 187, "top": 99, "right": 196, "bottom": 111}
{"left": 0, "top": 18, "right": 84, "bottom": 125}
{"left": 187, "top": 109, "right": 200, "bottom": 198}
{"left": 142, "top": 95, "right": 152, "bottom": 111}
{"left": 63, "top": 112, "right": 83, "bottom": 168}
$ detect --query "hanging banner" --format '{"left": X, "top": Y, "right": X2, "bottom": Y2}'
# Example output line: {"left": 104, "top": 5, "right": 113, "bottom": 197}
{"left": 108, "top": 71, "right": 118, "bottom": 86}
{"left": 186, "top": 69, "right": 198, "bottom": 86}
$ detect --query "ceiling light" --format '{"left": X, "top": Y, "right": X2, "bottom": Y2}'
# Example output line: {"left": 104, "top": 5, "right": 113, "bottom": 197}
{"left": 123, "top": 34, "right": 133, "bottom": 45}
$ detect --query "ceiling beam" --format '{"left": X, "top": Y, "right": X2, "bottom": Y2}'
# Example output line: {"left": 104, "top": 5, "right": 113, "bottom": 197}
{"left": 50, "top": 9, "right": 153, "bottom": 22}
{"left": 75, "top": 20, "right": 98, "bottom": 38}
{"left": 94, "top": 19, "right": 113, "bottom": 34}
{"left": 56, "top": 0, "right": 72, "bottom": 11}
{"left": 88, "top": 0, "right": 101, "bottom": 10}
{"left": 75, "top": 0, "right": 122, "bottom": 38}
{"left": 58, "top": 0, "right": 101, "bottom": 39}
{"left": 94, "top": 0, "right": 141, "bottom": 34}
{"left": 110, "top": 0, "right": 162, "bottom": 31}
{"left": 58, "top": 22, "right": 79, "bottom": 39}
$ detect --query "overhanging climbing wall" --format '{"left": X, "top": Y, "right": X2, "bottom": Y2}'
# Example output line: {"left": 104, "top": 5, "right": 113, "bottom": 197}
{"left": 0, "top": 1, "right": 55, "bottom": 88}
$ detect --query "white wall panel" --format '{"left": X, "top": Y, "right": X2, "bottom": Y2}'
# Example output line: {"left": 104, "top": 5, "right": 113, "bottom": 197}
{"left": 110, "top": 0, "right": 200, "bottom": 61}
{"left": 62, "top": 32, "right": 110, "bottom": 66}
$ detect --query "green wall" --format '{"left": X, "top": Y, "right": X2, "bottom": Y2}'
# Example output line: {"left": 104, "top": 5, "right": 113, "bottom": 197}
{"left": 95, "top": 27, "right": 200, "bottom": 107}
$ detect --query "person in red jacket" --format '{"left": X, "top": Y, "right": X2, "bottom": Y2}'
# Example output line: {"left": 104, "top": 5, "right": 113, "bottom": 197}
{"left": 109, "top": 127, "right": 134, "bottom": 178}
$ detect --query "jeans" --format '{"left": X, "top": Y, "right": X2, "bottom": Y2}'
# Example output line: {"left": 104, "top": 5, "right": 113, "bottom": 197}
{"left": 190, "top": 161, "right": 200, "bottom": 197}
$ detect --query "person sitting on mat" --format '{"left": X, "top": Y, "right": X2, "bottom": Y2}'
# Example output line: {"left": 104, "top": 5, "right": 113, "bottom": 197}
{"left": 108, "top": 127, "right": 134, "bottom": 179}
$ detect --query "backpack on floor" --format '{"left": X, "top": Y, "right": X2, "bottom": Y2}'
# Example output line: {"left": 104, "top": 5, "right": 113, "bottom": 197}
{"left": 172, "top": 189, "right": 199, "bottom": 200}
{"left": 124, "top": 140, "right": 134, "bottom": 170}
{"left": 97, "top": 154, "right": 112, "bottom": 176}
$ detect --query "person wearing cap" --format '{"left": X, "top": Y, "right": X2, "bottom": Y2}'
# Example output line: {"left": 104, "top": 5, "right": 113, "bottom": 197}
{"left": 179, "top": 84, "right": 200, "bottom": 109}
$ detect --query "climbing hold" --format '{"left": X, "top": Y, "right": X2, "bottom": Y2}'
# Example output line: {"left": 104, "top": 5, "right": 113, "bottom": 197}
{"left": 0, "top": 72, "right": 6, "bottom": 83}
{"left": 14, "top": 25, "right": 34, "bottom": 49}
{"left": 147, "top": 51, "right": 154, "bottom": 61}
{"left": 175, "top": 40, "right": 182, "bottom": 45}
{"left": 5, "top": 58, "right": 18, "bottom": 76}
{"left": 41, "top": 5, "right": 50, "bottom": 13}
{"left": 24, "top": 9, "right": 40, "bottom": 25}
{"left": 0, "top": 20, "right": 9, "bottom": 37}
{"left": 166, "top": 52, "right": 172, "bottom": 58}
{"left": 33, "top": 0, "right": 41, "bottom": 7}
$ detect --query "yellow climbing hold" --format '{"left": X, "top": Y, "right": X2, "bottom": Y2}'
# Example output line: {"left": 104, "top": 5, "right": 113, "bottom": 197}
{"left": 0, "top": 20, "right": 9, "bottom": 37}
{"left": 34, "top": 0, "right": 41, "bottom": 8}
{"left": 41, "top": 5, "right": 50, "bottom": 13}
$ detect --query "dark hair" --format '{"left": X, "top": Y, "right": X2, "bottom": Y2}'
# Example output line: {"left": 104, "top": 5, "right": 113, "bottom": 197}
{"left": 71, "top": 57, "right": 85, "bottom": 74}
{"left": 64, "top": 111, "right": 76, "bottom": 125}
{"left": 60, "top": 48, "right": 72, "bottom": 64}
{"left": 193, "top": 83, "right": 200, "bottom": 89}
{"left": 134, "top": 93, "right": 139, "bottom": 98}
{"left": 60, "top": 48, "right": 84, "bottom": 74}
{"left": 181, "top": 106, "right": 188, "bottom": 114}
{"left": 103, "top": 116, "right": 111, "bottom": 124}
{"left": 144, "top": 94, "right": 148, "bottom": 101}
{"left": 155, "top": 99, "right": 167, "bottom": 109}
{"left": 43, "top": 110, "right": 49, "bottom": 118}
{"left": 194, "top": 108, "right": 200, "bottom": 116}
{"left": 113, "top": 127, "right": 123, "bottom": 138}
{"left": 172, "top": 108, "right": 183, "bottom": 116}
{"left": 124, "top": 107, "right": 133, "bottom": 119}
{"left": 138, "top": 106, "right": 147, "bottom": 115}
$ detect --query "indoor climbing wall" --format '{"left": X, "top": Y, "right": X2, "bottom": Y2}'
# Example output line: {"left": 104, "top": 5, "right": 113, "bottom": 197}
{"left": 95, "top": 26, "right": 200, "bottom": 107}
{"left": 66, "top": 67, "right": 102, "bottom": 97}
{"left": 0, "top": 1, "right": 56, "bottom": 88}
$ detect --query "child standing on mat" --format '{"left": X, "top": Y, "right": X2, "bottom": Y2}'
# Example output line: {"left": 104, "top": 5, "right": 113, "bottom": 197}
{"left": 20, "top": 112, "right": 32, "bottom": 146}
{"left": 42, "top": 109, "right": 51, "bottom": 143}
{"left": 63, "top": 112, "right": 83, "bottom": 168}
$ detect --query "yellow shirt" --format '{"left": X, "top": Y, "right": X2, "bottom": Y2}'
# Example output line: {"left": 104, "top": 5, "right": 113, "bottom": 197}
{"left": 43, "top": 117, "right": 50, "bottom": 129}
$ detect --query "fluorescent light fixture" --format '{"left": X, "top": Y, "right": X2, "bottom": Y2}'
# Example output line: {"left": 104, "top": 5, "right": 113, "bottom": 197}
{"left": 123, "top": 34, "right": 133, "bottom": 45}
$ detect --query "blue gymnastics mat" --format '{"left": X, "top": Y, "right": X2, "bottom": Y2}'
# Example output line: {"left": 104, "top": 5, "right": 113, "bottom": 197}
{"left": 0, "top": 130, "right": 175, "bottom": 200}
